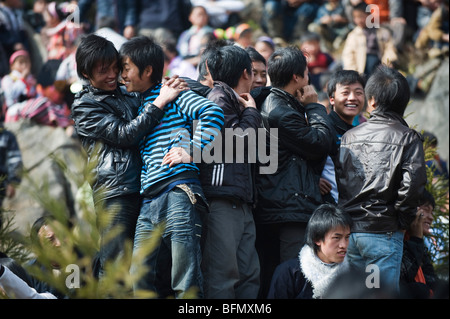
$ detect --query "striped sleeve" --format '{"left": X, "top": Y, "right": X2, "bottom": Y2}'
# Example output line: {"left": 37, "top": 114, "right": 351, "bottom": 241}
{"left": 139, "top": 88, "right": 224, "bottom": 190}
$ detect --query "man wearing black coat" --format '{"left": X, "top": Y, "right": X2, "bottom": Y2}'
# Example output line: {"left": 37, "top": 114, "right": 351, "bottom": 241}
{"left": 255, "top": 46, "right": 333, "bottom": 298}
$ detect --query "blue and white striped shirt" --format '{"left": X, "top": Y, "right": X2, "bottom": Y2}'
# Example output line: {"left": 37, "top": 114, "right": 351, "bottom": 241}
{"left": 139, "top": 84, "right": 224, "bottom": 195}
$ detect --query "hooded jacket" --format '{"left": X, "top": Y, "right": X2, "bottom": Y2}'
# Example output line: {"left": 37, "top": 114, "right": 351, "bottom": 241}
{"left": 71, "top": 84, "right": 164, "bottom": 202}
{"left": 336, "top": 109, "right": 427, "bottom": 232}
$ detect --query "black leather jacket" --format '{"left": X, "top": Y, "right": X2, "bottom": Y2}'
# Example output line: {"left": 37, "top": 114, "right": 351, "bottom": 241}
{"left": 255, "top": 88, "right": 333, "bottom": 223}
{"left": 336, "top": 110, "right": 427, "bottom": 232}
{"left": 71, "top": 84, "right": 164, "bottom": 202}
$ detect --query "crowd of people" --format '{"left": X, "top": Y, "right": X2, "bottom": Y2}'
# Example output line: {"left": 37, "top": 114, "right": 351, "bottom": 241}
{"left": 1, "top": 0, "right": 449, "bottom": 300}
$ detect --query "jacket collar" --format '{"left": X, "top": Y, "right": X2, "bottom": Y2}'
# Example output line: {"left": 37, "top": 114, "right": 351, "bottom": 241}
{"left": 78, "top": 83, "right": 133, "bottom": 101}
{"left": 370, "top": 109, "right": 409, "bottom": 127}
{"left": 141, "top": 83, "right": 162, "bottom": 100}
{"left": 299, "top": 245, "right": 349, "bottom": 299}
{"left": 270, "top": 87, "right": 304, "bottom": 112}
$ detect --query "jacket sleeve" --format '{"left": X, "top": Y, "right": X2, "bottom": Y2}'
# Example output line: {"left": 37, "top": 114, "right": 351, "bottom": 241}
{"left": 395, "top": 134, "right": 427, "bottom": 229}
{"left": 0, "top": 265, "right": 57, "bottom": 299}
{"left": 72, "top": 99, "right": 164, "bottom": 148}
{"left": 177, "top": 90, "right": 224, "bottom": 154}
{"left": 401, "top": 236, "right": 425, "bottom": 282}
{"left": 275, "top": 103, "right": 333, "bottom": 161}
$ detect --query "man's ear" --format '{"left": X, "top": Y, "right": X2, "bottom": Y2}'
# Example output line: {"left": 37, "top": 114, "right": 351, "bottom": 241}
{"left": 367, "top": 97, "right": 377, "bottom": 113}
{"left": 144, "top": 65, "right": 153, "bottom": 79}
{"left": 242, "top": 68, "right": 251, "bottom": 80}
{"left": 329, "top": 96, "right": 335, "bottom": 107}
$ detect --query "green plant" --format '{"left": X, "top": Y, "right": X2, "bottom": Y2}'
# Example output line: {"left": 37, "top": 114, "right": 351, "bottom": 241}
{"left": 423, "top": 136, "right": 449, "bottom": 281}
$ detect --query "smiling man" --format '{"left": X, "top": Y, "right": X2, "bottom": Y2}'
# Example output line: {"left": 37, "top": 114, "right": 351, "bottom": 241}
{"left": 71, "top": 34, "right": 185, "bottom": 279}
{"left": 119, "top": 35, "right": 224, "bottom": 299}
{"left": 319, "top": 70, "right": 366, "bottom": 204}
{"left": 267, "top": 204, "right": 352, "bottom": 299}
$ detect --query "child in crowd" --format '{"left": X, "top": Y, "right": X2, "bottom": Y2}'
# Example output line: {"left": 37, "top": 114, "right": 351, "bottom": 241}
{"left": 300, "top": 32, "right": 335, "bottom": 92}
{"left": 1, "top": 50, "right": 37, "bottom": 110}
{"left": 177, "top": 5, "right": 214, "bottom": 68}
{"left": 5, "top": 59, "right": 73, "bottom": 132}
{"left": 342, "top": 2, "right": 397, "bottom": 76}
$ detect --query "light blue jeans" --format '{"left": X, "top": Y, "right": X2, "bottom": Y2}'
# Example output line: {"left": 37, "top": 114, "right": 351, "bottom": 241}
{"left": 130, "top": 183, "right": 207, "bottom": 298}
{"left": 347, "top": 231, "right": 404, "bottom": 295}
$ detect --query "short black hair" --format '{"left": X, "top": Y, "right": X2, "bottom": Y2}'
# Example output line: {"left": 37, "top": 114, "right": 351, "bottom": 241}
{"left": 327, "top": 70, "right": 366, "bottom": 99}
{"left": 246, "top": 46, "right": 266, "bottom": 66}
{"left": 268, "top": 46, "right": 307, "bottom": 89}
{"left": 419, "top": 189, "right": 436, "bottom": 209}
{"left": 198, "top": 39, "right": 232, "bottom": 82}
{"left": 305, "top": 204, "right": 353, "bottom": 254}
{"left": 364, "top": 65, "right": 410, "bottom": 115}
{"left": 352, "top": 2, "right": 369, "bottom": 14}
{"left": 207, "top": 45, "right": 252, "bottom": 88}
{"left": 119, "top": 35, "right": 164, "bottom": 85}
{"left": 76, "top": 34, "right": 120, "bottom": 81}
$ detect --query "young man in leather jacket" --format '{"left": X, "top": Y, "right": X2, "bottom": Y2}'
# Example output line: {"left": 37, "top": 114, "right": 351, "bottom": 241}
{"left": 336, "top": 65, "right": 427, "bottom": 295}
{"left": 71, "top": 34, "right": 185, "bottom": 279}
{"left": 255, "top": 45, "right": 333, "bottom": 298}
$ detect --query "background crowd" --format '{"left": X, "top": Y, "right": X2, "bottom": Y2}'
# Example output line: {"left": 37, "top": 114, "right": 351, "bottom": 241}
{"left": 0, "top": 0, "right": 449, "bottom": 300}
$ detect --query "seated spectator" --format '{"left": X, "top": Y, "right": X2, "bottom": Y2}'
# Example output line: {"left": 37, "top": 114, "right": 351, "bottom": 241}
{"left": 254, "top": 36, "right": 276, "bottom": 63}
{"left": 228, "top": 23, "right": 254, "bottom": 48}
{"left": 0, "top": 0, "right": 29, "bottom": 60}
{"left": 400, "top": 189, "right": 448, "bottom": 298}
{"left": 415, "top": 0, "right": 449, "bottom": 58}
{"left": 267, "top": 204, "right": 352, "bottom": 299}
{"left": 177, "top": 5, "right": 214, "bottom": 68}
{"left": 308, "top": 0, "right": 350, "bottom": 52}
{"left": 191, "top": 0, "right": 245, "bottom": 28}
{"left": 260, "top": 0, "right": 320, "bottom": 43}
{"left": 162, "top": 40, "right": 199, "bottom": 80}
{"left": 342, "top": 2, "right": 397, "bottom": 76}
{"left": 137, "top": 0, "right": 192, "bottom": 44}
{"left": 5, "top": 59, "right": 73, "bottom": 133}
{"left": 41, "top": 1, "right": 83, "bottom": 61}
{"left": 300, "top": 32, "right": 334, "bottom": 92}
{"left": 1, "top": 50, "right": 37, "bottom": 110}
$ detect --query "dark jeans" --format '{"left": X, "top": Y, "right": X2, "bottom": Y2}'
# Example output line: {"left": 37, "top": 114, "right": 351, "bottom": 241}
{"left": 131, "top": 183, "right": 207, "bottom": 298}
{"left": 95, "top": 192, "right": 141, "bottom": 278}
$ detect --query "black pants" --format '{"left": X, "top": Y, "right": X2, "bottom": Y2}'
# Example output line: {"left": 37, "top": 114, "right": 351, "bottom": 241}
{"left": 255, "top": 222, "right": 307, "bottom": 299}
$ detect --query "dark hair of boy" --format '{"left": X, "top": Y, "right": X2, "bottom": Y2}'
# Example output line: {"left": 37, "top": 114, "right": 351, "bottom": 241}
{"left": 304, "top": 204, "right": 353, "bottom": 255}
{"left": 206, "top": 45, "right": 252, "bottom": 89}
{"left": 119, "top": 35, "right": 164, "bottom": 85}
{"left": 246, "top": 46, "right": 266, "bottom": 66}
{"left": 327, "top": 70, "right": 366, "bottom": 99}
{"left": 365, "top": 64, "right": 410, "bottom": 115}
{"left": 268, "top": 46, "right": 308, "bottom": 88}
{"left": 75, "top": 34, "right": 120, "bottom": 81}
